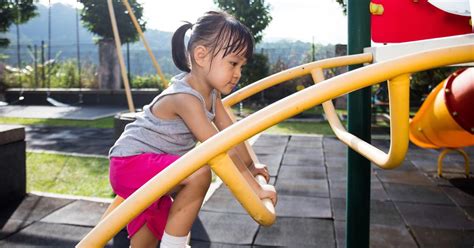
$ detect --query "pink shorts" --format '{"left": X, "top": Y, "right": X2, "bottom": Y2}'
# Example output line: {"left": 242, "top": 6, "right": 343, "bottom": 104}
{"left": 109, "top": 153, "right": 180, "bottom": 240}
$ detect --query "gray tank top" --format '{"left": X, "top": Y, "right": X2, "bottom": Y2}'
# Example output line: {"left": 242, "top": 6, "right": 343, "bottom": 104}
{"left": 109, "top": 73, "right": 217, "bottom": 157}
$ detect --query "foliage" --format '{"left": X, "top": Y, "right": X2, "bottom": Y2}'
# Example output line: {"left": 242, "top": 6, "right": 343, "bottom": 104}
{"left": 410, "top": 67, "right": 461, "bottom": 106}
{"left": 131, "top": 74, "right": 167, "bottom": 90}
{"left": 3, "top": 59, "right": 98, "bottom": 89}
{"left": 335, "top": 0, "right": 347, "bottom": 15}
{"left": 214, "top": 0, "right": 272, "bottom": 44}
{"left": 239, "top": 52, "right": 269, "bottom": 86}
{"left": 0, "top": 0, "right": 38, "bottom": 47}
{"left": 79, "top": 0, "right": 145, "bottom": 43}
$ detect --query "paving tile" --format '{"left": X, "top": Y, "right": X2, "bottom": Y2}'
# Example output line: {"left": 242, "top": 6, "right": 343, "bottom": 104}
{"left": 255, "top": 154, "right": 283, "bottom": 177}
{"left": 41, "top": 200, "right": 109, "bottom": 227}
{"left": 0, "top": 218, "right": 32, "bottom": 240}
{"left": 331, "top": 198, "right": 404, "bottom": 227}
{"left": 425, "top": 172, "right": 460, "bottom": 187}
{"left": 334, "top": 221, "right": 417, "bottom": 248}
{"left": 285, "top": 146, "right": 324, "bottom": 156}
{"left": 275, "top": 178, "right": 329, "bottom": 198}
{"left": 252, "top": 144, "right": 286, "bottom": 155}
{"left": 395, "top": 202, "right": 474, "bottom": 230}
{"left": 327, "top": 166, "right": 347, "bottom": 180}
{"left": 410, "top": 226, "right": 474, "bottom": 248}
{"left": 376, "top": 170, "right": 433, "bottom": 186}
{"left": 372, "top": 160, "right": 418, "bottom": 172}
{"left": 282, "top": 153, "right": 324, "bottom": 167}
{"left": 328, "top": 179, "right": 388, "bottom": 201}
{"left": 252, "top": 134, "right": 289, "bottom": 147}
{"left": 288, "top": 135, "right": 323, "bottom": 148}
{"left": 201, "top": 187, "right": 246, "bottom": 215}
{"left": 278, "top": 165, "right": 327, "bottom": 180}
{"left": 276, "top": 195, "right": 331, "bottom": 218}
{"left": 0, "top": 221, "right": 114, "bottom": 247}
{"left": 0, "top": 194, "right": 73, "bottom": 224}
{"left": 445, "top": 178, "right": 474, "bottom": 206}
{"left": 384, "top": 183, "right": 455, "bottom": 205}
{"left": 191, "top": 212, "right": 258, "bottom": 245}
{"left": 254, "top": 217, "right": 335, "bottom": 247}
{"left": 462, "top": 206, "right": 474, "bottom": 220}
{"left": 190, "top": 240, "right": 251, "bottom": 248}
{"left": 325, "top": 156, "right": 346, "bottom": 168}
{"left": 411, "top": 159, "right": 439, "bottom": 173}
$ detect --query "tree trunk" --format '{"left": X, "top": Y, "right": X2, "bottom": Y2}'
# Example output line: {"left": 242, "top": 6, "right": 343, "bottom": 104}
{"left": 98, "top": 38, "right": 121, "bottom": 89}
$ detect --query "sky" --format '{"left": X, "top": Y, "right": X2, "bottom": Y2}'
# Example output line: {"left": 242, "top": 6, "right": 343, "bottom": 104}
{"left": 38, "top": 0, "right": 348, "bottom": 44}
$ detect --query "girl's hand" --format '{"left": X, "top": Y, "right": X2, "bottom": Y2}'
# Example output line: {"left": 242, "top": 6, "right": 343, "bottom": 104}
{"left": 257, "top": 184, "right": 277, "bottom": 206}
{"left": 250, "top": 163, "right": 270, "bottom": 183}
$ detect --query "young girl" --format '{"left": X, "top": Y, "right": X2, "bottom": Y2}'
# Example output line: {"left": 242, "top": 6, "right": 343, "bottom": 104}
{"left": 109, "top": 11, "right": 277, "bottom": 248}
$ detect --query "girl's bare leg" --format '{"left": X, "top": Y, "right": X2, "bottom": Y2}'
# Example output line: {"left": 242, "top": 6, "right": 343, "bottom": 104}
{"left": 130, "top": 166, "right": 211, "bottom": 247}
{"left": 165, "top": 166, "right": 212, "bottom": 236}
{"left": 130, "top": 224, "right": 158, "bottom": 248}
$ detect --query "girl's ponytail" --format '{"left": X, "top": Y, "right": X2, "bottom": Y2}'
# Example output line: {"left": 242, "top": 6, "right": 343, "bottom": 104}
{"left": 172, "top": 22, "right": 193, "bottom": 72}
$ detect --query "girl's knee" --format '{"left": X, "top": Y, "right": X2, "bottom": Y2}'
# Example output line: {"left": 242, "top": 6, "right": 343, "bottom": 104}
{"left": 191, "top": 166, "right": 212, "bottom": 189}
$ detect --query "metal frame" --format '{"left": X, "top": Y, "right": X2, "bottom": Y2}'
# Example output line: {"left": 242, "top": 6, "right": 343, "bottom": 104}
{"left": 77, "top": 44, "right": 474, "bottom": 247}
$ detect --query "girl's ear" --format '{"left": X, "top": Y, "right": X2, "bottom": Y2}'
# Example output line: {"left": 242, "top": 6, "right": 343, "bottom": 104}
{"left": 193, "top": 45, "right": 209, "bottom": 68}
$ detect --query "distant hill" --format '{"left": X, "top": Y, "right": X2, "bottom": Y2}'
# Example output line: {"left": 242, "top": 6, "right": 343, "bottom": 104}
{"left": 1, "top": 3, "right": 339, "bottom": 76}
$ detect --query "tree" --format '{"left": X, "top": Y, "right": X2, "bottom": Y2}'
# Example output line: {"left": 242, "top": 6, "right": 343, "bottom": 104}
{"left": 335, "top": 0, "right": 347, "bottom": 15}
{"left": 79, "top": 0, "right": 145, "bottom": 89}
{"left": 215, "top": 0, "right": 272, "bottom": 95}
{"left": 214, "top": 0, "right": 272, "bottom": 44}
{"left": 0, "top": 0, "right": 38, "bottom": 47}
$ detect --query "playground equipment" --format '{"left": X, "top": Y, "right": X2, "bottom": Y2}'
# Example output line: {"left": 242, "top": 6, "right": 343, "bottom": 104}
{"left": 370, "top": 0, "right": 472, "bottom": 42}
{"left": 76, "top": 1, "right": 473, "bottom": 247}
{"left": 77, "top": 42, "right": 474, "bottom": 247}
{"left": 409, "top": 68, "right": 474, "bottom": 177}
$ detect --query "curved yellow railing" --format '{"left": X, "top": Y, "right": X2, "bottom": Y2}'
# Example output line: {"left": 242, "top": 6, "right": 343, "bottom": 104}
{"left": 222, "top": 53, "right": 373, "bottom": 107}
{"left": 313, "top": 68, "right": 410, "bottom": 169}
{"left": 77, "top": 44, "right": 474, "bottom": 247}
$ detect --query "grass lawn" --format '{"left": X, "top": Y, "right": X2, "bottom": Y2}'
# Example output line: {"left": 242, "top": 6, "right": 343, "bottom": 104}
{"left": 265, "top": 121, "right": 336, "bottom": 135}
{"left": 0, "top": 116, "right": 114, "bottom": 128}
{"left": 27, "top": 152, "right": 114, "bottom": 198}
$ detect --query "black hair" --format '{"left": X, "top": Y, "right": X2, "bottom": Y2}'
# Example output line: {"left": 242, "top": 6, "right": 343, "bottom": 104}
{"left": 171, "top": 11, "right": 254, "bottom": 73}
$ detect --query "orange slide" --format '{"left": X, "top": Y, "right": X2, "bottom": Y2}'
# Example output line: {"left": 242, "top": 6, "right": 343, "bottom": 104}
{"left": 409, "top": 68, "right": 474, "bottom": 149}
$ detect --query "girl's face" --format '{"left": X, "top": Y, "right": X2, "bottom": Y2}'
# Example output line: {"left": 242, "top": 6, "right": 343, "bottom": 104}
{"left": 204, "top": 49, "right": 247, "bottom": 95}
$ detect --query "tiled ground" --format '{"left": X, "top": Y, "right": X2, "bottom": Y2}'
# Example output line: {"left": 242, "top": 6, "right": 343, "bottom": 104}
{"left": 1, "top": 134, "right": 473, "bottom": 247}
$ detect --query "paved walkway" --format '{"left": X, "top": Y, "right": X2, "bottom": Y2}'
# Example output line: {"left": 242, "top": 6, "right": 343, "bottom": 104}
{"left": 1, "top": 134, "right": 473, "bottom": 247}
{"left": 25, "top": 125, "right": 114, "bottom": 156}
{"left": 0, "top": 105, "right": 126, "bottom": 120}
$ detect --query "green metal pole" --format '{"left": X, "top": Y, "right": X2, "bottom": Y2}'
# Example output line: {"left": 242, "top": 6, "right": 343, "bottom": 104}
{"left": 346, "top": 0, "right": 372, "bottom": 248}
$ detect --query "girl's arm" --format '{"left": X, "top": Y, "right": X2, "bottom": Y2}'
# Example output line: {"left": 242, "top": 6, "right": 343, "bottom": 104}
{"left": 172, "top": 94, "right": 276, "bottom": 204}
{"left": 213, "top": 96, "right": 270, "bottom": 180}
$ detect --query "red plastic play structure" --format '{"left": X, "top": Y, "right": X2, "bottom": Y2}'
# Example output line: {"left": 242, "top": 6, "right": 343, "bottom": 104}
{"left": 370, "top": 0, "right": 472, "bottom": 43}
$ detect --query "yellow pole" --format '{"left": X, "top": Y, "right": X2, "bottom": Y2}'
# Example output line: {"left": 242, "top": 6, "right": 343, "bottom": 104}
{"left": 107, "top": 0, "right": 135, "bottom": 112}
{"left": 312, "top": 68, "right": 411, "bottom": 169}
{"left": 77, "top": 44, "right": 474, "bottom": 247}
{"left": 437, "top": 148, "right": 470, "bottom": 177}
{"left": 223, "top": 53, "right": 373, "bottom": 107}
{"left": 122, "top": 0, "right": 169, "bottom": 88}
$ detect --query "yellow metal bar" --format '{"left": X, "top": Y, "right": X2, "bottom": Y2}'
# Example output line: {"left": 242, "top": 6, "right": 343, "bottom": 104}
{"left": 312, "top": 68, "right": 410, "bottom": 169}
{"left": 222, "top": 53, "right": 373, "bottom": 107}
{"left": 122, "top": 0, "right": 169, "bottom": 88}
{"left": 209, "top": 153, "right": 275, "bottom": 225}
{"left": 224, "top": 106, "right": 261, "bottom": 164}
{"left": 100, "top": 196, "right": 124, "bottom": 221}
{"left": 77, "top": 44, "right": 474, "bottom": 247}
{"left": 107, "top": 0, "right": 135, "bottom": 113}
{"left": 437, "top": 148, "right": 470, "bottom": 177}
